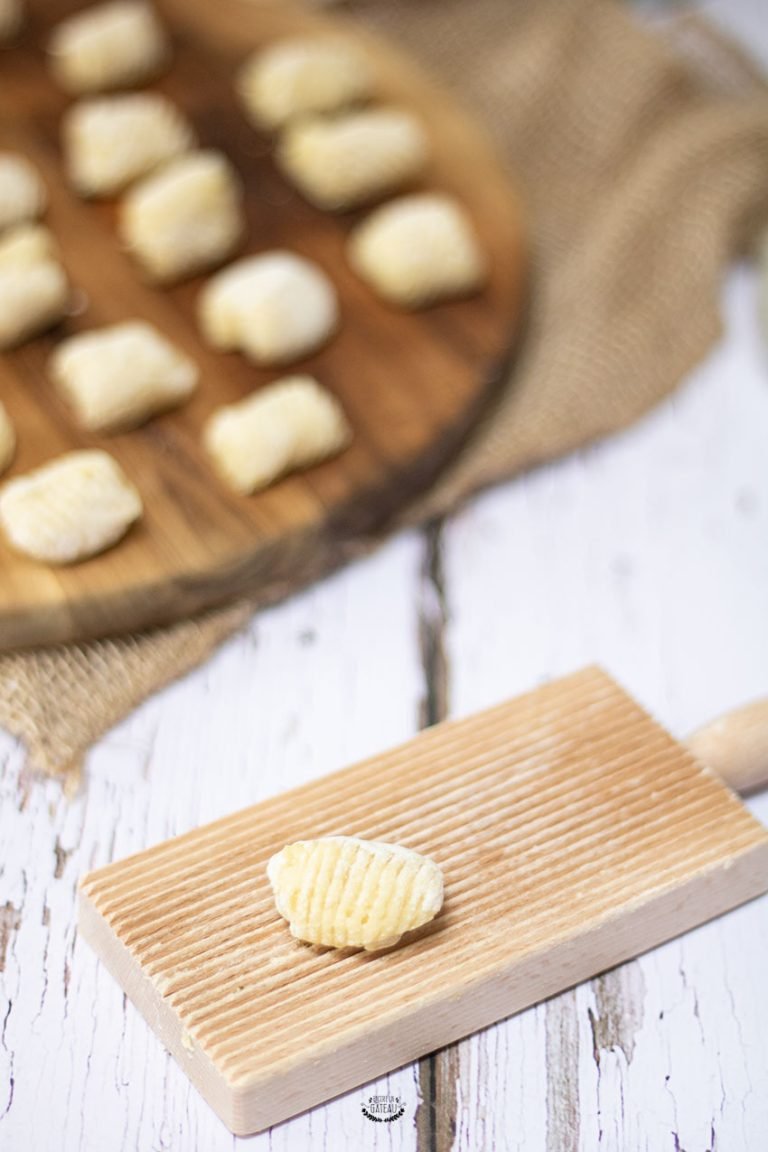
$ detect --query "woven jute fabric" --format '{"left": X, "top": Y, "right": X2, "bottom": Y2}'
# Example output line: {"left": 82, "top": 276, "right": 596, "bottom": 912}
{"left": 2, "top": 0, "right": 768, "bottom": 778}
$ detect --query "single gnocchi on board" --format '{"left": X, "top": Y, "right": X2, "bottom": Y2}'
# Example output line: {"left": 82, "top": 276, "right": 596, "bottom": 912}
{"left": 0, "top": 450, "right": 142, "bottom": 564}
{"left": 278, "top": 107, "right": 429, "bottom": 211}
{"left": 203, "top": 375, "right": 350, "bottom": 495}
{"left": 119, "top": 150, "right": 244, "bottom": 283}
{"left": 198, "top": 251, "right": 338, "bottom": 366}
{"left": 63, "top": 93, "right": 195, "bottom": 197}
{"left": 267, "top": 836, "right": 445, "bottom": 951}
{"left": 348, "top": 192, "right": 488, "bottom": 308}
{"left": 50, "top": 321, "right": 198, "bottom": 433}
{"left": 47, "top": 0, "right": 170, "bottom": 94}
{"left": 238, "top": 37, "right": 373, "bottom": 130}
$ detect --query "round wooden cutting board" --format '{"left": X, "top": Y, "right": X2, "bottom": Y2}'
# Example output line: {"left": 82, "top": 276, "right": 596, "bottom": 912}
{"left": 0, "top": 0, "right": 526, "bottom": 649}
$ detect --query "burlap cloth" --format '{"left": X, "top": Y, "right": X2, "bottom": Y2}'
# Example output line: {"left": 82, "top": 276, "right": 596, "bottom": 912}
{"left": 2, "top": 0, "right": 768, "bottom": 778}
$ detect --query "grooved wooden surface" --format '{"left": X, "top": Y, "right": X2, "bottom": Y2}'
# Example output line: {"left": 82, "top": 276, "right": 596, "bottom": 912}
{"left": 78, "top": 668, "right": 768, "bottom": 1135}
{"left": 0, "top": 0, "right": 525, "bottom": 650}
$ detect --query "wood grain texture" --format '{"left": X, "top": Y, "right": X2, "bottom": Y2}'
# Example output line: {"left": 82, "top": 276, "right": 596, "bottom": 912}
{"left": 2, "top": 263, "right": 768, "bottom": 1152}
{"left": 78, "top": 667, "right": 768, "bottom": 1136}
{"left": 0, "top": 0, "right": 525, "bottom": 650}
{"left": 0, "top": 531, "right": 429, "bottom": 1152}
{"left": 2, "top": 7, "right": 767, "bottom": 1150}
{"left": 440, "top": 264, "right": 768, "bottom": 1152}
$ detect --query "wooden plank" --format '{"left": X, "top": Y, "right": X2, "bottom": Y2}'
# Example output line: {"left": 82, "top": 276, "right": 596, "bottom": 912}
{"left": 0, "top": 0, "right": 525, "bottom": 649}
{"left": 78, "top": 667, "right": 768, "bottom": 1136}
{"left": 0, "top": 533, "right": 426, "bottom": 1152}
{"left": 440, "top": 268, "right": 768, "bottom": 1152}
{"left": 2, "top": 265, "right": 768, "bottom": 1151}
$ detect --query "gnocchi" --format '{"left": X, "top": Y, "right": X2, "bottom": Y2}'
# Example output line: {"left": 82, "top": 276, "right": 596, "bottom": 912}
{"left": 203, "top": 374, "right": 350, "bottom": 494}
{"left": 0, "top": 0, "right": 22, "bottom": 42}
{"left": 0, "top": 449, "right": 142, "bottom": 564}
{"left": 238, "top": 38, "right": 372, "bottom": 131}
{"left": 198, "top": 251, "right": 338, "bottom": 366}
{"left": 267, "top": 836, "right": 444, "bottom": 951}
{"left": 64, "top": 94, "right": 195, "bottom": 197}
{"left": 50, "top": 321, "right": 198, "bottom": 433}
{"left": 0, "top": 153, "right": 47, "bottom": 234}
{"left": 48, "top": 0, "right": 169, "bottom": 95}
{"left": 0, "top": 260, "right": 69, "bottom": 350}
{"left": 348, "top": 192, "right": 488, "bottom": 308}
{"left": 278, "top": 107, "right": 429, "bottom": 211}
{"left": 0, "top": 223, "right": 56, "bottom": 270}
{"left": 0, "top": 402, "right": 15, "bottom": 477}
{"left": 119, "top": 150, "right": 244, "bottom": 283}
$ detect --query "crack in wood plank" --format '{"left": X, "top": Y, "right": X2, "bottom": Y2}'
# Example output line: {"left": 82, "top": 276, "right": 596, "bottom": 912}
{"left": 416, "top": 1058, "right": 436, "bottom": 1152}
{"left": 53, "top": 838, "right": 71, "bottom": 881}
{"left": 545, "top": 990, "right": 580, "bottom": 1152}
{"left": 416, "top": 1045, "right": 461, "bottom": 1152}
{"left": 415, "top": 520, "right": 460, "bottom": 1152}
{"left": 0, "top": 902, "right": 20, "bottom": 975}
{"left": 588, "top": 963, "right": 646, "bottom": 1068}
{"left": 0, "top": 870, "right": 25, "bottom": 1122}
{"left": 418, "top": 522, "right": 450, "bottom": 732}
{"left": 0, "top": 999, "right": 13, "bottom": 1122}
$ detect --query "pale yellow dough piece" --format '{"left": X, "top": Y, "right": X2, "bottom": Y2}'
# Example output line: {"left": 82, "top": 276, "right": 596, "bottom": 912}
{"left": 238, "top": 38, "right": 372, "bottom": 131}
{"left": 267, "top": 836, "right": 444, "bottom": 951}
{"left": 48, "top": 0, "right": 169, "bottom": 94}
{"left": 0, "top": 220, "right": 67, "bottom": 348}
{"left": 50, "top": 321, "right": 198, "bottom": 433}
{"left": 64, "top": 94, "right": 195, "bottom": 198}
{"left": 0, "top": 153, "right": 47, "bottom": 234}
{"left": 0, "top": 0, "right": 22, "bottom": 42}
{"left": 0, "top": 261, "right": 69, "bottom": 350}
{"left": 0, "top": 449, "right": 142, "bottom": 564}
{"left": 198, "top": 251, "right": 338, "bottom": 365}
{"left": 203, "top": 374, "right": 350, "bottom": 494}
{"left": 279, "top": 108, "right": 429, "bottom": 211}
{"left": 120, "top": 150, "right": 244, "bottom": 283}
{"left": 0, "top": 402, "right": 15, "bottom": 477}
{"left": 349, "top": 192, "right": 488, "bottom": 308}
{"left": 0, "top": 224, "right": 56, "bottom": 270}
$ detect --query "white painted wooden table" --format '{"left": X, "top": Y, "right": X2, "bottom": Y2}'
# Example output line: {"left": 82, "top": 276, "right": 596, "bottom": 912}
{"left": 3, "top": 4, "right": 768, "bottom": 1149}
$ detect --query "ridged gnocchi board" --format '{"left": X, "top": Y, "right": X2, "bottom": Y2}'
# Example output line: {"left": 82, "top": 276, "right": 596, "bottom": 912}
{"left": 78, "top": 667, "right": 768, "bottom": 1136}
{"left": 0, "top": 0, "right": 525, "bottom": 649}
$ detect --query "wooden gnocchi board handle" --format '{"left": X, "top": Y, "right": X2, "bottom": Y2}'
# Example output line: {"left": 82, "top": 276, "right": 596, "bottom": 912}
{"left": 0, "top": 0, "right": 525, "bottom": 649}
{"left": 686, "top": 698, "right": 768, "bottom": 795}
{"left": 78, "top": 668, "right": 768, "bottom": 1136}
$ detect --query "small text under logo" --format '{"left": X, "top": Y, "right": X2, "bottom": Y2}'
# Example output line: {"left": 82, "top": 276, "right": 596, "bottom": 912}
{"left": 361, "top": 1094, "right": 406, "bottom": 1123}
